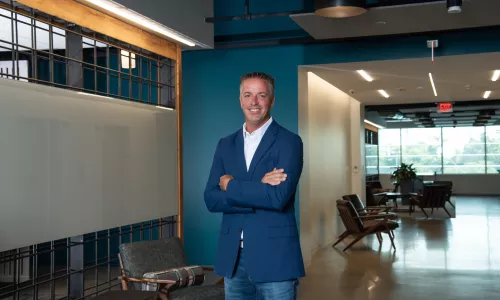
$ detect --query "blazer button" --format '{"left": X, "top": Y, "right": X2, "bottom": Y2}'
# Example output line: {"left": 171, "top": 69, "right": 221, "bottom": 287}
{"left": 238, "top": 228, "right": 242, "bottom": 232}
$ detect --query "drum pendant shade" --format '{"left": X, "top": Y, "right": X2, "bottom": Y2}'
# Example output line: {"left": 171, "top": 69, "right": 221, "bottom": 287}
{"left": 314, "top": 0, "right": 367, "bottom": 18}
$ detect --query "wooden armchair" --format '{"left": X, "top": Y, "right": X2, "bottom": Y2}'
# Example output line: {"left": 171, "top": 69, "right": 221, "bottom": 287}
{"left": 118, "top": 238, "right": 224, "bottom": 300}
{"left": 342, "top": 194, "right": 397, "bottom": 220}
{"left": 367, "top": 181, "right": 394, "bottom": 193}
{"left": 410, "top": 185, "right": 453, "bottom": 218}
{"left": 432, "top": 181, "right": 455, "bottom": 208}
{"left": 333, "top": 199, "right": 399, "bottom": 251}
{"left": 365, "top": 184, "right": 389, "bottom": 206}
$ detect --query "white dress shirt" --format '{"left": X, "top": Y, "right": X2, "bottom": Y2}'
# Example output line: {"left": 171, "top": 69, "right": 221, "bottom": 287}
{"left": 240, "top": 117, "right": 273, "bottom": 247}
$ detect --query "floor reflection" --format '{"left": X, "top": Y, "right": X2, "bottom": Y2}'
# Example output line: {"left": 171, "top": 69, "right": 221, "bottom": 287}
{"left": 298, "top": 196, "right": 500, "bottom": 300}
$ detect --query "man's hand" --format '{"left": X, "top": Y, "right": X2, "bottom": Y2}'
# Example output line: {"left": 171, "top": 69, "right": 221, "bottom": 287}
{"left": 219, "top": 175, "right": 234, "bottom": 192}
{"left": 262, "top": 168, "right": 287, "bottom": 186}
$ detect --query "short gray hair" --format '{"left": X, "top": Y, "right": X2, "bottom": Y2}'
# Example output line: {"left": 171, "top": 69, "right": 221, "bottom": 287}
{"left": 239, "top": 72, "right": 275, "bottom": 98}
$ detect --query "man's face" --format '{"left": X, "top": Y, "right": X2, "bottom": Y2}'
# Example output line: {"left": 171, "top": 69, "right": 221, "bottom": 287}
{"left": 240, "top": 78, "right": 274, "bottom": 128}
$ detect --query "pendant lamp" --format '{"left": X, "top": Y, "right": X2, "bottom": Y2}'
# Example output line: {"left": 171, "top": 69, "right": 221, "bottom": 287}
{"left": 314, "top": 0, "right": 367, "bottom": 18}
{"left": 447, "top": 0, "right": 462, "bottom": 13}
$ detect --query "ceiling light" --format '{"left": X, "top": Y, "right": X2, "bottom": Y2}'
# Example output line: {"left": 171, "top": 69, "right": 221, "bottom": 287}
{"left": 492, "top": 70, "right": 500, "bottom": 82}
{"left": 447, "top": 0, "right": 462, "bottom": 13}
{"left": 429, "top": 73, "right": 437, "bottom": 96}
{"left": 377, "top": 90, "right": 389, "bottom": 98}
{"left": 356, "top": 70, "right": 373, "bottom": 82}
{"left": 314, "top": 0, "right": 367, "bottom": 18}
{"left": 364, "top": 120, "right": 384, "bottom": 129}
{"left": 156, "top": 106, "right": 174, "bottom": 111}
{"left": 81, "top": 0, "right": 196, "bottom": 47}
{"left": 483, "top": 91, "right": 491, "bottom": 99}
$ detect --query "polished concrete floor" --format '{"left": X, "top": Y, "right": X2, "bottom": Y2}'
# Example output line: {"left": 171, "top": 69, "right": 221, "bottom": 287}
{"left": 297, "top": 196, "right": 500, "bottom": 300}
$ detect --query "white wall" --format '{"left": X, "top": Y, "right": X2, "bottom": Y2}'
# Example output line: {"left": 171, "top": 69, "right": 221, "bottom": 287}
{"left": 113, "top": 0, "right": 214, "bottom": 49}
{"left": 379, "top": 174, "right": 500, "bottom": 195}
{"left": 298, "top": 69, "right": 363, "bottom": 267}
{"left": 0, "top": 79, "right": 178, "bottom": 252}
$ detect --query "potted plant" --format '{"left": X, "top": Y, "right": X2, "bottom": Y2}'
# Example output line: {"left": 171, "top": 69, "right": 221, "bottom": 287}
{"left": 391, "top": 163, "right": 417, "bottom": 197}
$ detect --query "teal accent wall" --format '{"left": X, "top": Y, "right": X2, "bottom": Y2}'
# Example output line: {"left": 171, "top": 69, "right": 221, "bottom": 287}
{"left": 182, "top": 27, "right": 500, "bottom": 266}
{"left": 182, "top": 45, "right": 304, "bottom": 265}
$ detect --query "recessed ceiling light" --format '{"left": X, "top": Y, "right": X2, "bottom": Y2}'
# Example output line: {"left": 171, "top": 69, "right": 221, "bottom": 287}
{"left": 429, "top": 73, "right": 437, "bottom": 96}
{"left": 378, "top": 89, "right": 389, "bottom": 98}
{"left": 483, "top": 91, "right": 491, "bottom": 99}
{"left": 356, "top": 70, "right": 373, "bottom": 82}
{"left": 416, "top": 86, "right": 424, "bottom": 90}
{"left": 364, "top": 119, "right": 384, "bottom": 129}
{"left": 376, "top": 21, "right": 387, "bottom": 25}
{"left": 492, "top": 70, "right": 500, "bottom": 82}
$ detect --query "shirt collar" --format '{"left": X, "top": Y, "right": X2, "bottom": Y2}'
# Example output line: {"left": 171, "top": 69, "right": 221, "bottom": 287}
{"left": 243, "top": 117, "right": 273, "bottom": 138}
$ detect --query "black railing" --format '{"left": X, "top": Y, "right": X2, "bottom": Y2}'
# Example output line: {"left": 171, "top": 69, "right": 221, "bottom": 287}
{"left": 0, "top": 0, "right": 176, "bottom": 108}
{"left": 0, "top": 216, "right": 178, "bottom": 300}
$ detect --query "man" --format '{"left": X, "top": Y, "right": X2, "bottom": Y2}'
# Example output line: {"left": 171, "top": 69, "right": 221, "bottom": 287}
{"left": 204, "top": 72, "right": 305, "bottom": 299}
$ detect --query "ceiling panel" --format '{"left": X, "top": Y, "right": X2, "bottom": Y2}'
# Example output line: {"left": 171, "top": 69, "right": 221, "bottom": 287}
{"left": 303, "top": 51, "right": 500, "bottom": 128}
{"left": 290, "top": 0, "right": 500, "bottom": 40}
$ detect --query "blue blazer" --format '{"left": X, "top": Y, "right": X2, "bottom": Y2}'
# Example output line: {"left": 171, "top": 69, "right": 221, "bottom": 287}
{"left": 204, "top": 120, "right": 305, "bottom": 283}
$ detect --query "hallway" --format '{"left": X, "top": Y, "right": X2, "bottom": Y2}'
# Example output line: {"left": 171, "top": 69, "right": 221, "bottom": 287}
{"left": 297, "top": 196, "right": 500, "bottom": 300}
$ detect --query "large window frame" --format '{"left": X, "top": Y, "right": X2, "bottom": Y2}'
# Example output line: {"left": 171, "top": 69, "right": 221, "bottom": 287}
{"left": 376, "top": 126, "right": 500, "bottom": 175}
{"left": 0, "top": 1, "right": 176, "bottom": 108}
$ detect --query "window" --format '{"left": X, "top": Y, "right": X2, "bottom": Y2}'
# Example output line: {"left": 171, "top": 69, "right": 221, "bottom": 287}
{"left": 0, "top": 4, "right": 175, "bottom": 108}
{"left": 365, "top": 144, "right": 379, "bottom": 175}
{"left": 442, "top": 127, "right": 486, "bottom": 174}
{"left": 486, "top": 126, "right": 500, "bottom": 174}
{"left": 377, "top": 126, "right": 500, "bottom": 175}
{"left": 401, "top": 128, "right": 442, "bottom": 175}
{"left": 378, "top": 129, "right": 401, "bottom": 174}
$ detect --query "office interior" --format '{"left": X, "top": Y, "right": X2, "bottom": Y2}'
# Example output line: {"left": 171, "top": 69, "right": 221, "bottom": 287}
{"left": 0, "top": 0, "right": 499, "bottom": 299}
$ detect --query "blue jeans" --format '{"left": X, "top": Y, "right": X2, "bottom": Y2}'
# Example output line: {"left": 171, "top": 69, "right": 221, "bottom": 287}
{"left": 224, "top": 248, "right": 298, "bottom": 300}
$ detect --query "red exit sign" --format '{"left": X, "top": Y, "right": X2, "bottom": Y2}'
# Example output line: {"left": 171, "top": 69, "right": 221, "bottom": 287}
{"left": 438, "top": 102, "right": 453, "bottom": 113}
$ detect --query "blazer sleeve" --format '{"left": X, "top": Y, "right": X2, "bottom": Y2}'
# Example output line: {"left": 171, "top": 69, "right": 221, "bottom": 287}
{"left": 225, "top": 136, "right": 303, "bottom": 211}
{"left": 204, "top": 139, "right": 254, "bottom": 214}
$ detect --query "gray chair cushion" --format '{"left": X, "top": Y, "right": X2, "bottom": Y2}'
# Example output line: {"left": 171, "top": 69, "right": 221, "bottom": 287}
{"left": 168, "top": 285, "right": 225, "bottom": 300}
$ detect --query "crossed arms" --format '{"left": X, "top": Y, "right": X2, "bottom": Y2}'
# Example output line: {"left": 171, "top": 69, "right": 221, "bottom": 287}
{"left": 203, "top": 137, "right": 303, "bottom": 213}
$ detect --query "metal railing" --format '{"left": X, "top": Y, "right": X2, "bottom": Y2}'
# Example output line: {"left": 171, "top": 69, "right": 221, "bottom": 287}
{"left": 0, "top": 0, "right": 175, "bottom": 108}
{"left": 0, "top": 216, "right": 178, "bottom": 300}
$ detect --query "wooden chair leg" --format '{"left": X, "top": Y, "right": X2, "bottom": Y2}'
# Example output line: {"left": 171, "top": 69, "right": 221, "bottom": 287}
{"left": 447, "top": 200, "right": 455, "bottom": 208}
{"left": 376, "top": 232, "right": 382, "bottom": 245}
{"left": 420, "top": 207, "right": 429, "bottom": 218}
{"left": 443, "top": 207, "right": 452, "bottom": 217}
{"left": 388, "top": 231, "right": 396, "bottom": 250}
{"left": 155, "top": 292, "right": 169, "bottom": 300}
{"left": 333, "top": 231, "right": 350, "bottom": 247}
{"left": 343, "top": 234, "right": 365, "bottom": 251}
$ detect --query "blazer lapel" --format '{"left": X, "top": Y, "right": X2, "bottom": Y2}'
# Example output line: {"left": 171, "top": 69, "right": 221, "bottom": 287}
{"left": 248, "top": 121, "right": 279, "bottom": 179}
{"left": 234, "top": 129, "right": 248, "bottom": 178}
